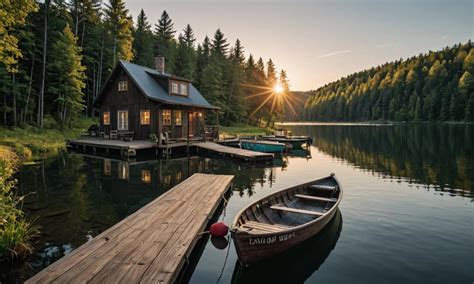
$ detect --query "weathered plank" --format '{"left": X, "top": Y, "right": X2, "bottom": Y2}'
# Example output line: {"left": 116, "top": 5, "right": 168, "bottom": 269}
{"left": 26, "top": 173, "right": 234, "bottom": 284}
{"left": 196, "top": 142, "right": 274, "bottom": 163}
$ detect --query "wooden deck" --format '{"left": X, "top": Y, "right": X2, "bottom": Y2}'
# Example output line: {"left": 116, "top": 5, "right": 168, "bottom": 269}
{"left": 68, "top": 137, "right": 156, "bottom": 157}
{"left": 196, "top": 142, "right": 274, "bottom": 163}
{"left": 26, "top": 173, "right": 234, "bottom": 284}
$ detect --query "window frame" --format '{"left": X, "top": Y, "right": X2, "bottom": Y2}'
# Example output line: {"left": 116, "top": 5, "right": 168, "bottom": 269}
{"left": 140, "top": 110, "right": 150, "bottom": 125}
{"left": 118, "top": 80, "right": 128, "bottom": 92}
{"left": 170, "top": 80, "right": 188, "bottom": 96}
{"left": 179, "top": 83, "right": 188, "bottom": 96}
{"left": 162, "top": 109, "right": 171, "bottom": 126}
{"left": 117, "top": 110, "right": 129, "bottom": 130}
{"left": 173, "top": 110, "right": 182, "bottom": 126}
{"left": 103, "top": 111, "right": 110, "bottom": 125}
{"left": 171, "top": 82, "right": 179, "bottom": 94}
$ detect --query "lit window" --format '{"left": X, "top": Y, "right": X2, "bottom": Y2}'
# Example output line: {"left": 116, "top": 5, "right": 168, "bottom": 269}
{"left": 118, "top": 81, "right": 128, "bottom": 92}
{"left": 141, "top": 170, "right": 151, "bottom": 183}
{"left": 174, "top": 110, "right": 182, "bottom": 126}
{"left": 163, "top": 109, "right": 171, "bottom": 125}
{"left": 118, "top": 110, "right": 128, "bottom": 130}
{"left": 140, "top": 110, "right": 150, "bottom": 125}
{"left": 103, "top": 112, "right": 110, "bottom": 125}
{"left": 179, "top": 83, "right": 188, "bottom": 96}
{"left": 171, "top": 82, "right": 179, "bottom": 94}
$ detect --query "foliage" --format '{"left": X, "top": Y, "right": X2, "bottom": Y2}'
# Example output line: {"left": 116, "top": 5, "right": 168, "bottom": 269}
{"left": 303, "top": 42, "right": 474, "bottom": 122}
{"left": 0, "top": 146, "right": 39, "bottom": 259}
{"left": 48, "top": 23, "right": 86, "bottom": 127}
{"left": 0, "top": 0, "right": 38, "bottom": 73}
{"left": 220, "top": 124, "right": 272, "bottom": 137}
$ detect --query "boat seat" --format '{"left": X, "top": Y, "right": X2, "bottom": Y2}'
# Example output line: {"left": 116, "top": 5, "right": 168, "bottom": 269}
{"left": 241, "top": 221, "right": 290, "bottom": 233}
{"left": 310, "top": 185, "right": 336, "bottom": 191}
{"left": 295, "top": 194, "right": 337, "bottom": 202}
{"left": 270, "top": 205, "right": 324, "bottom": 216}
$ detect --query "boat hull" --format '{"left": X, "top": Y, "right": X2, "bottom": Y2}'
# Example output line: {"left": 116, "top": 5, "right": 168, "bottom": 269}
{"left": 231, "top": 208, "right": 337, "bottom": 265}
{"left": 240, "top": 141, "right": 285, "bottom": 153}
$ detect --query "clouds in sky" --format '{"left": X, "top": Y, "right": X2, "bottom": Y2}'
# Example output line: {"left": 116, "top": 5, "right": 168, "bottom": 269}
{"left": 318, "top": 50, "right": 352, "bottom": 58}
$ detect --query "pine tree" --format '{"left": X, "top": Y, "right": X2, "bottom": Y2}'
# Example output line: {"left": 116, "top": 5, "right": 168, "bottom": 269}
{"left": 154, "top": 10, "right": 176, "bottom": 72}
{"left": 224, "top": 39, "right": 246, "bottom": 122}
{"left": 266, "top": 58, "right": 277, "bottom": 87}
{"left": 104, "top": 0, "right": 133, "bottom": 65}
{"left": 132, "top": 9, "right": 154, "bottom": 68}
{"left": 211, "top": 29, "right": 229, "bottom": 59}
{"left": 48, "top": 23, "right": 86, "bottom": 127}
{"left": 194, "top": 36, "right": 211, "bottom": 89}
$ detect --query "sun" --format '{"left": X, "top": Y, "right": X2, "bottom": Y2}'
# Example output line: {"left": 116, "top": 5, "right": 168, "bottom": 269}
{"left": 274, "top": 83, "right": 284, "bottom": 94}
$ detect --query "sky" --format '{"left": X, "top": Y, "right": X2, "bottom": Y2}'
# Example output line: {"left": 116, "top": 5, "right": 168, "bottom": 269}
{"left": 125, "top": 0, "right": 473, "bottom": 91}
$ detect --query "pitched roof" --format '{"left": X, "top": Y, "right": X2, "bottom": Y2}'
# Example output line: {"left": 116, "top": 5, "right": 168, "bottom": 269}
{"left": 94, "top": 60, "right": 219, "bottom": 110}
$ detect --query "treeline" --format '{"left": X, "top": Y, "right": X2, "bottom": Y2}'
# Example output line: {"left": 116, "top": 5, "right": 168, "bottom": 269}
{"left": 0, "top": 0, "right": 289, "bottom": 128}
{"left": 303, "top": 42, "right": 474, "bottom": 122}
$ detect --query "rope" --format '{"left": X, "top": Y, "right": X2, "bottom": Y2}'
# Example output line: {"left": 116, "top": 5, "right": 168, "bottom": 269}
{"left": 216, "top": 235, "right": 232, "bottom": 284}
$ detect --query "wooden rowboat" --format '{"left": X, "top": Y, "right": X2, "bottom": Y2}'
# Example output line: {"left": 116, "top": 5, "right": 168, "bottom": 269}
{"left": 230, "top": 173, "right": 343, "bottom": 265}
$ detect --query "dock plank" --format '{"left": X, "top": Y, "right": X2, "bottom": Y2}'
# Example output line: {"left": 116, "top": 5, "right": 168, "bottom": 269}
{"left": 196, "top": 142, "right": 274, "bottom": 163}
{"left": 26, "top": 173, "right": 234, "bottom": 284}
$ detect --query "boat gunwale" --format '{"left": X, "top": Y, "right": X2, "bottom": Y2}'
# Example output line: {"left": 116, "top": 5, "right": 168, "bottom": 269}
{"left": 230, "top": 174, "right": 343, "bottom": 236}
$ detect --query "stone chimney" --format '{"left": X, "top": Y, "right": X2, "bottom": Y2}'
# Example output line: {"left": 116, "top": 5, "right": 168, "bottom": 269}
{"left": 155, "top": 56, "right": 165, "bottom": 73}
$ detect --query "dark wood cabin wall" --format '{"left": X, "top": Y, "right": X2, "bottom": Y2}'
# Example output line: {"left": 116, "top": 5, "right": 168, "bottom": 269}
{"left": 99, "top": 69, "right": 155, "bottom": 140}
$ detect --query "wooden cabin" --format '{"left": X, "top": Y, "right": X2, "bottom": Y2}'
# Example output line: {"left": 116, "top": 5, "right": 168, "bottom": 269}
{"left": 94, "top": 57, "right": 219, "bottom": 144}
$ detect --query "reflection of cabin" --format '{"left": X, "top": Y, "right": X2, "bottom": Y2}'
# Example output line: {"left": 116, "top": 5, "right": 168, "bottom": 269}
{"left": 94, "top": 57, "right": 219, "bottom": 144}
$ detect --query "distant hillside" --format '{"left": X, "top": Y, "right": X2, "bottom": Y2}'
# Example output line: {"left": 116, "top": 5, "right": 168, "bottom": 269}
{"left": 303, "top": 42, "right": 474, "bottom": 122}
{"left": 282, "top": 91, "right": 310, "bottom": 121}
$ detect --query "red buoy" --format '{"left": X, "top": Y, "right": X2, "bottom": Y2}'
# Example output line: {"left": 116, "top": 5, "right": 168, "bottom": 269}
{"left": 209, "top": 222, "right": 229, "bottom": 237}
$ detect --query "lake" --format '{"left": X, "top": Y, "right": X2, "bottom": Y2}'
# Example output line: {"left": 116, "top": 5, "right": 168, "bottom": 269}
{"left": 1, "top": 123, "right": 473, "bottom": 283}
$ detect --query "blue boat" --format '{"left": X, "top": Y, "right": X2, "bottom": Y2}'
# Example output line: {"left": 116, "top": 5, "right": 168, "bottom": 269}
{"left": 240, "top": 139, "right": 286, "bottom": 153}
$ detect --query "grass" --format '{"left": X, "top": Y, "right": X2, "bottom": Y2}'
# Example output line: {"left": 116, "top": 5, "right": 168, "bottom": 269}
{"left": 0, "top": 117, "right": 97, "bottom": 158}
{"left": 0, "top": 117, "right": 95, "bottom": 259}
{"left": 0, "top": 146, "right": 39, "bottom": 259}
{"left": 220, "top": 123, "right": 272, "bottom": 137}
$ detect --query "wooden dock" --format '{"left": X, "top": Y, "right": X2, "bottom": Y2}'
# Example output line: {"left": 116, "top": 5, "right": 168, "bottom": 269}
{"left": 26, "top": 173, "right": 234, "bottom": 284}
{"left": 196, "top": 142, "right": 274, "bottom": 163}
{"left": 68, "top": 137, "right": 156, "bottom": 157}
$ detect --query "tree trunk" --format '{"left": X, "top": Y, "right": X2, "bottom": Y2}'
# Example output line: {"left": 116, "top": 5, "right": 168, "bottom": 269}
{"left": 38, "top": 0, "right": 49, "bottom": 127}
{"left": 3, "top": 86, "right": 6, "bottom": 126}
{"left": 24, "top": 56, "right": 35, "bottom": 124}
{"left": 12, "top": 73, "right": 17, "bottom": 127}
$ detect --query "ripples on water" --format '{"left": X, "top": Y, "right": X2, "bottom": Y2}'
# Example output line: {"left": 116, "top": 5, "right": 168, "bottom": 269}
{"left": 1, "top": 124, "right": 473, "bottom": 283}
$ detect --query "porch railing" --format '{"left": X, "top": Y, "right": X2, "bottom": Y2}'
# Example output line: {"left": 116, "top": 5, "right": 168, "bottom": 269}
{"left": 204, "top": 125, "right": 219, "bottom": 141}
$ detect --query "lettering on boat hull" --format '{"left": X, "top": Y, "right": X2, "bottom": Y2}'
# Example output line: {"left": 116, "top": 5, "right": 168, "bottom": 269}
{"left": 248, "top": 232, "right": 296, "bottom": 245}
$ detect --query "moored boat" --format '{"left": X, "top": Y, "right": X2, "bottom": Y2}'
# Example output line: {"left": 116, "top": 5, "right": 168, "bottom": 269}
{"left": 230, "top": 173, "right": 343, "bottom": 265}
{"left": 240, "top": 139, "right": 285, "bottom": 153}
{"left": 262, "top": 135, "right": 312, "bottom": 149}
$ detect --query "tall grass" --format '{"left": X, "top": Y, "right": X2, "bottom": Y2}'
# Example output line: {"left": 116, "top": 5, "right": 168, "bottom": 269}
{"left": 0, "top": 146, "right": 39, "bottom": 259}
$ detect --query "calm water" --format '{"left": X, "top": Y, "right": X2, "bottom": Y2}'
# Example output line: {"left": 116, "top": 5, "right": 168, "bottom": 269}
{"left": 1, "top": 124, "right": 473, "bottom": 283}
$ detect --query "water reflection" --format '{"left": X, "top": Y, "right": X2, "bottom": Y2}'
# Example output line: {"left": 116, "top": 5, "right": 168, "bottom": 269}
{"left": 231, "top": 209, "right": 342, "bottom": 283}
{"left": 2, "top": 153, "right": 283, "bottom": 282}
{"left": 290, "top": 124, "right": 474, "bottom": 196}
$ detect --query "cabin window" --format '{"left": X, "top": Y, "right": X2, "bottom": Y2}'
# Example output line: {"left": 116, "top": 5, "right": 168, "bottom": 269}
{"left": 117, "top": 110, "right": 128, "bottom": 130}
{"left": 103, "top": 112, "right": 110, "bottom": 125}
{"left": 163, "top": 109, "right": 171, "bottom": 125}
{"left": 179, "top": 83, "right": 188, "bottom": 96}
{"left": 171, "top": 82, "right": 179, "bottom": 94}
{"left": 118, "top": 81, "right": 128, "bottom": 92}
{"left": 140, "top": 110, "right": 150, "bottom": 125}
{"left": 141, "top": 170, "right": 151, "bottom": 183}
{"left": 174, "top": 110, "right": 182, "bottom": 126}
